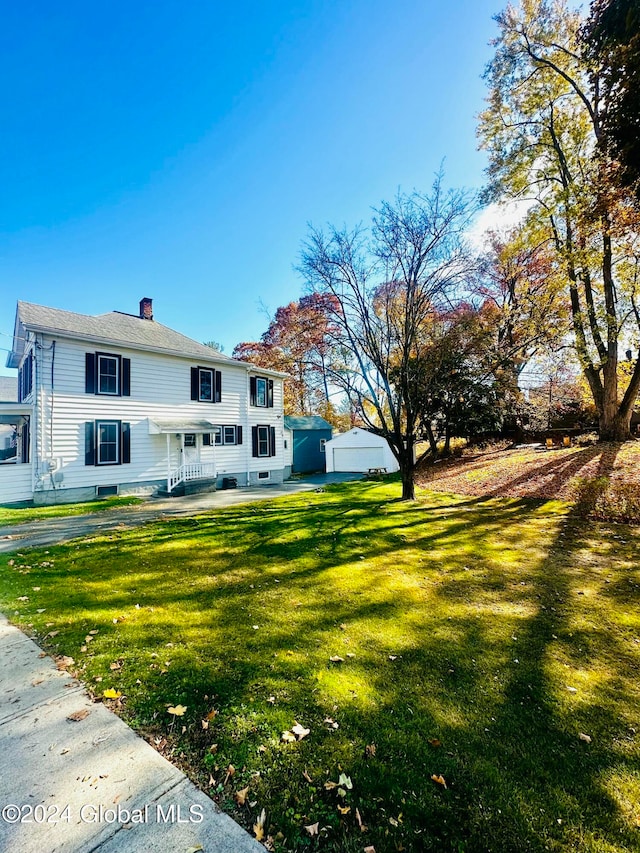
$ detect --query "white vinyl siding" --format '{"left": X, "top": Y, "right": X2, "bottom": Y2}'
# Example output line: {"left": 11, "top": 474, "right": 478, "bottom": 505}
{"left": 23, "top": 337, "right": 285, "bottom": 493}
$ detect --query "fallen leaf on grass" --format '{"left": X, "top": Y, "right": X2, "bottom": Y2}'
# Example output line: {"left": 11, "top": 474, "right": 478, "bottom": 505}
{"left": 281, "top": 731, "right": 296, "bottom": 743}
{"left": 338, "top": 773, "right": 353, "bottom": 790}
{"left": 324, "top": 717, "right": 339, "bottom": 729}
{"left": 304, "top": 822, "right": 319, "bottom": 837}
{"left": 566, "top": 686, "right": 578, "bottom": 694}
{"left": 291, "top": 722, "right": 310, "bottom": 740}
{"left": 224, "top": 764, "right": 235, "bottom": 784}
{"left": 431, "top": 774, "right": 447, "bottom": 788}
{"left": 103, "top": 688, "right": 122, "bottom": 699}
{"left": 67, "top": 709, "right": 90, "bottom": 722}
{"left": 329, "top": 655, "right": 345, "bottom": 663}
{"left": 337, "top": 805, "right": 350, "bottom": 815}
{"left": 364, "top": 846, "right": 376, "bottom": 853}
{"left": 356, "top": 808, "right": 367, "bottom": 832}
{"left": 253, "top": 808, "right": 266, "bottom": 841}
{"left": 324, "top": 781, "right": 338, "bottom": 791}
{"left": 579, "top": 732, "right": 592, "bottom": 743}
{"left": 365, "top": 743, "right": 376, "bottom": 758}
{"left": 303, "top": 770, "right": 313, "bottom": 783}
{"left": 427, "top": 738, "right": 441, "bottom": 748}
{"left": 388, "top": 655, "right": 398, "bottom": 661}
{"left": 109, "top": 661, "right": 122, "bottom": 671}
{"left": 234, "top": 787, "right": 250, "bottom": 806}
{"left": 56, "top": 656, "right": 75, "bottom": 670}
{"left": 167, "top": 704, "right": 187, "bottom": 716}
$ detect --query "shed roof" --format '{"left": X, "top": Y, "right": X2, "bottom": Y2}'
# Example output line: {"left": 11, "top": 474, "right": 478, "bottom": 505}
{"left": 284, "top": 415, "right": 333, "bottom": 431}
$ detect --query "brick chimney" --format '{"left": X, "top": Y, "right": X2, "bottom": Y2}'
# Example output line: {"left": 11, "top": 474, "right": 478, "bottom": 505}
{"left": 139, "top": 297, "right": 153, "bottom": 320}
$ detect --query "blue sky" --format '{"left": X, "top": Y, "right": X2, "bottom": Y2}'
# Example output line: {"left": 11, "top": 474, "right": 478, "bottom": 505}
{"left": 0, "top": 0, "right": 504, "bottom": 375}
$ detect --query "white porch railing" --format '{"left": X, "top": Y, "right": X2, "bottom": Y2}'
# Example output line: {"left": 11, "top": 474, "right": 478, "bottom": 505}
{"left": 168, "top": 462, "right": 217, "bottom": 492}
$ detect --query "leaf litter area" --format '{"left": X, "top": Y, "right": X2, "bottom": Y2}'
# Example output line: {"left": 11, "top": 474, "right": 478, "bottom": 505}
{"left": 416, "top": 441, "right": 640, "bottom": 501}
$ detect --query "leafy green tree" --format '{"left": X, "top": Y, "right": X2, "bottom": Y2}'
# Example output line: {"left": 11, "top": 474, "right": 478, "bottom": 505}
{"left": 479, "top": 0, "right": 640, "bottom": 440}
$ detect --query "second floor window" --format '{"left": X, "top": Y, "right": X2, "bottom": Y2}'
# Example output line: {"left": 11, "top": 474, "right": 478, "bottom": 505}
{"left": 98, "top": 355, "right": 118, "bottom": 395}
{"left": 250, "top": 376, "right": 274, "bottom": 407}
{"left": 85, "top": 352, "right": 131, "bottom": 397}
{"left": 191, "top": 367, "right": 222, "bottom": 403}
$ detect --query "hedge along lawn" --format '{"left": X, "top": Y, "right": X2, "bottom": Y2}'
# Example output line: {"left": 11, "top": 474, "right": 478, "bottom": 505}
{"left": 0, "top": 480, "right": 639, "bottom": 853}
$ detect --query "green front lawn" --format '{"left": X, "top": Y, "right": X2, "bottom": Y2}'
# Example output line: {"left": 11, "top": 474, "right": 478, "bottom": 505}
{"left": 0, "top": 495, "right": 143, "bottom": 526}
{"left": 1, "top": 481, "right": 639, "bottom": 852}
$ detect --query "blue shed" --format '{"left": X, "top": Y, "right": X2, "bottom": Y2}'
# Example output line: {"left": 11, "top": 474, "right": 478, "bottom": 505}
{"left": 283, "top": 416, "right": 333, "bottom": 475}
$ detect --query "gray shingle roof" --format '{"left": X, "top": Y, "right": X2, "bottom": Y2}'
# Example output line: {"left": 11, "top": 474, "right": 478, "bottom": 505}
{"left": 0, "top": 377, "right": 17, "bottom": 402}
{"left": 15, "top": 301, "right": 236, "bottom": 364}
{"left": 284, "top": 415, "right": 333, "bottom": 431}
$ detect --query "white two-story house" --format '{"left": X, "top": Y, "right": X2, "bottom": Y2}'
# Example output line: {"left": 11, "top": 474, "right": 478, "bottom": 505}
{"left": 0, "top": 298, "right": 286, "bottom": 505}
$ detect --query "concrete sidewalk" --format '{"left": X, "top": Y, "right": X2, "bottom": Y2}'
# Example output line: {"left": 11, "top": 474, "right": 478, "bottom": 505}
{"left": 0, "top": 473, "right": 362, "bottom": 554}
{"left": 0, "top": 613, "right": 262, "bottom": 853}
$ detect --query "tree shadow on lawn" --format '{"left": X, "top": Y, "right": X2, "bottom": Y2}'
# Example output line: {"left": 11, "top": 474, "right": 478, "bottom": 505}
{"left": 3, "top": 478, "right": 639, "bottom": 852}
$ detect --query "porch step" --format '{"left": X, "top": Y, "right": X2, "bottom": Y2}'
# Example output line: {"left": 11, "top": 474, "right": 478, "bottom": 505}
{"left": 157, "top": 477, "right": 218, "bottom": 498}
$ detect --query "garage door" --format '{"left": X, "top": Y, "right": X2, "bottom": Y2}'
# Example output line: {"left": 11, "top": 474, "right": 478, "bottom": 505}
{"left": 333, "top": 447, "right": 385, "bottom": 472}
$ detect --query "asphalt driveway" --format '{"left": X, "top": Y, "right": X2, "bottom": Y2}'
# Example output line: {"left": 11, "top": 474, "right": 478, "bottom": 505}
{"left": 0, "top": 473, "right": 363, "bottom": 553}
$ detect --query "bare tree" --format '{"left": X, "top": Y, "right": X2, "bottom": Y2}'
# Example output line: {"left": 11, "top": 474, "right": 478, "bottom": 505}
{"left": 299, "top": 177, "right": 477, "bottom": 500}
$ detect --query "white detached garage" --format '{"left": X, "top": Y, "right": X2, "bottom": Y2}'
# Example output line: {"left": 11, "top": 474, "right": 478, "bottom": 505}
{"left": 324, "top": 428, "right": 400, "bottom": 473}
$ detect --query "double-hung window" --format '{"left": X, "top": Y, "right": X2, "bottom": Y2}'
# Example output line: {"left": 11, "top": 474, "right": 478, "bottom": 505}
{"left": 85, "top": 352, "right": 130, "bottom": 397}
{"left": 203, "top": 425, "right": 243, "bottom": 446}
{"left": 98, "top": 355, "right": 119, "bottom": 395}
{"left": 97, "top": 421, "right": 119, "bottom": 464}
{"left": 251, "top": 425, "right": 276, "bottom": 457}
{"left": 84, "top": 420, "right": 131, "bottom": 466}
{"left": 191, "top": 367, "right": 222, "bottom": 403}
{"left": 249, "top": 376, "right": 274, "bottom": 407}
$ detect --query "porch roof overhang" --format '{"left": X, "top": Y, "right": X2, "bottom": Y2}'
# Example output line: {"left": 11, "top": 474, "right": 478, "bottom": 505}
{"left": 148, "top": 418, "right": 217, "bottom": 435}
{"left": 0, "top": 403, "right": 32, "bottom": 425}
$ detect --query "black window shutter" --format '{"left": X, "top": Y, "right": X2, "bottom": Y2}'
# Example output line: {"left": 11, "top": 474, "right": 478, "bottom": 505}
{"left": 269, "top": 426, "right": 276, "bottom": 457}
{"left": 17, "top": 367, "right": 22, "bottom": 403}
{"left": 121, "top": 422, "right": 131, "bottom": 464}
{"left": 237, "top": 425, "right": 243, "bottom": 445}
{"left": 215, "top": 370, "right": 222, "bottom": 403}
{"left": 122, "top": 358, "right": 131, "bottom": 396}
{"left": 252, "top": 426, "right": 258, "bottom": 457}
{"left": 28, "top": 352, "right": 33, "bottom": 394}
{"left": 85, "top": 353, "right": 96, "bottom": 394}
{"left": 267, "top": 379, "right": 274, "bottom": 408}
{"left": 203, "top": 433, "right": 211, "bottom": 446}
{"left": 191, "top": 367, "right": 199, "bottom": 400}
{"left": 250, "top": 376, "right": 257, "bottom": 406}
{"left": 85, "top": 422, "right": 96, "bottom": 466}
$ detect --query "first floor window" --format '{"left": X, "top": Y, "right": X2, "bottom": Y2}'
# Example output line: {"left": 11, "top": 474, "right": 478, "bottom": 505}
{"left": 203, "top": 425, "right": 243, "bottom": 446}
{"left": 85, "top": 420, "right": 130, "bottom": 466}
{"left": 97, "top": 421, "right": 119, "bottom": 464}
{"left": 252, "top": 424, "right": 276, "bottom": 458}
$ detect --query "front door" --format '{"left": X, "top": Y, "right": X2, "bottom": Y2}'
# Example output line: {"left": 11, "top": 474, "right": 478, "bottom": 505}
{"left": 182, "top": 433, "right": 200, "bottom": 465}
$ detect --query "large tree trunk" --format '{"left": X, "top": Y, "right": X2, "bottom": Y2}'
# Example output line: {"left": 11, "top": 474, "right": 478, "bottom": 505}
{"left": 398, "top": 438, "right": 416, "bottom": 501}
